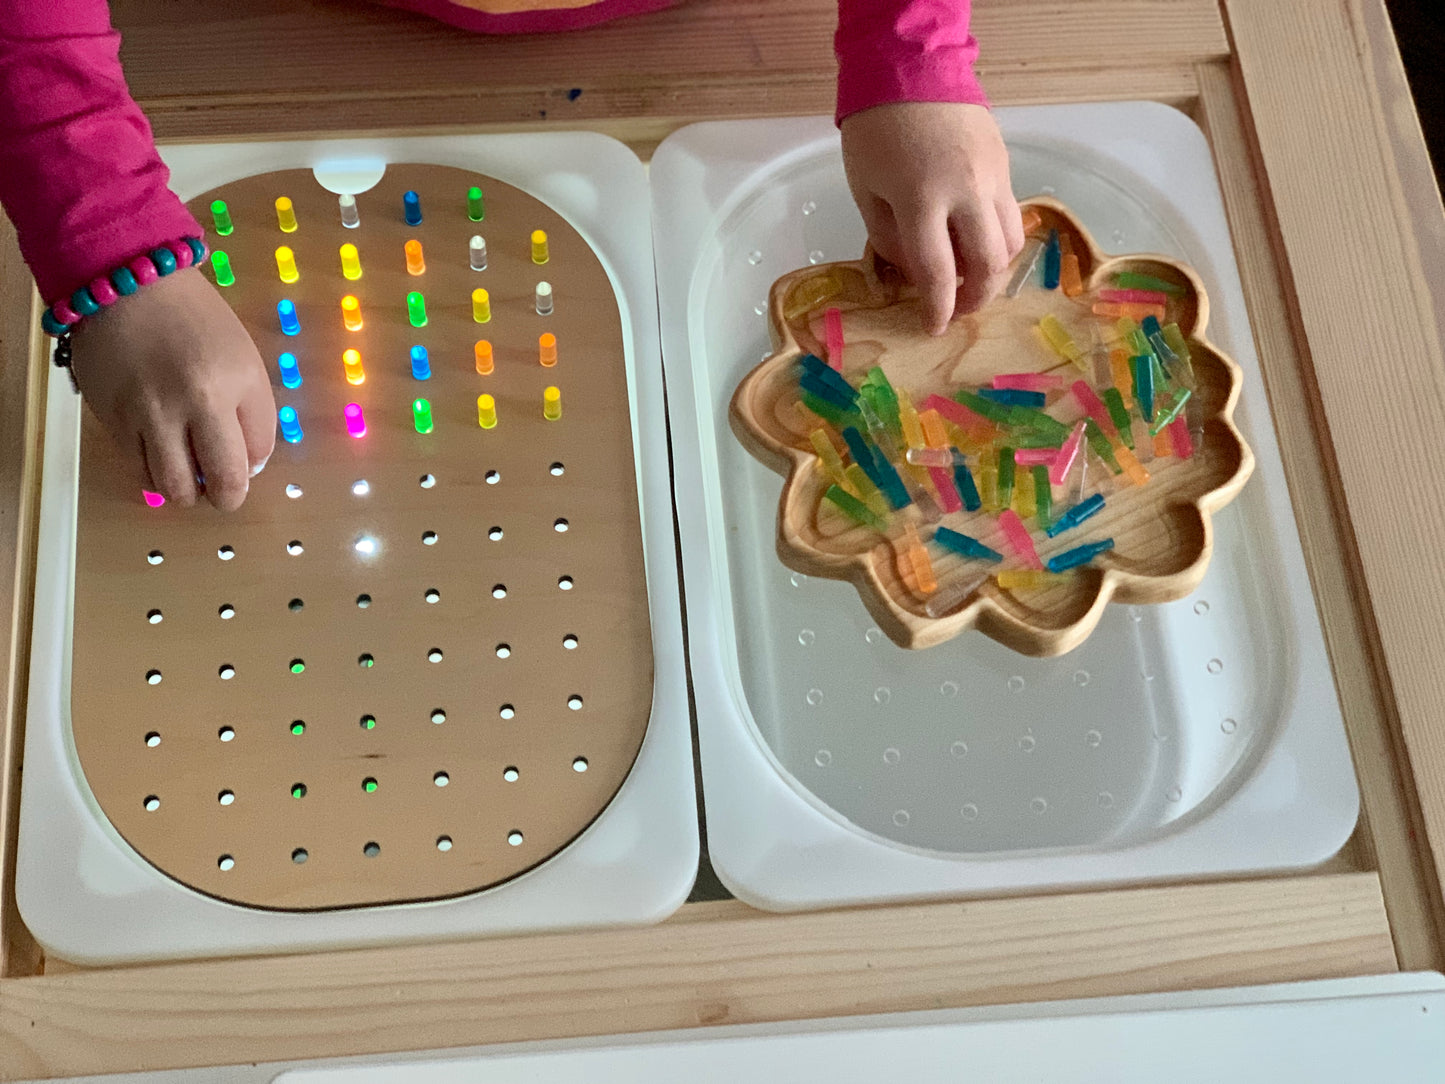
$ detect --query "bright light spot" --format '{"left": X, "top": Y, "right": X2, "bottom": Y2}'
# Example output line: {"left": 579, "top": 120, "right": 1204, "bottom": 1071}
{"left": 352, "top": 480, "right": 370, "bottom": 496}
{"left": 354, "top": 536, "right": 378, "bottom": 556}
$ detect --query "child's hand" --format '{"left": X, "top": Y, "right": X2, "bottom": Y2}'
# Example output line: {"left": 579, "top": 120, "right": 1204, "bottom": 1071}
{"left": 841, "top": 102, "right": 1023, "bottom": 334}
{"left": 69, "top": 268, "right": 276, "bottom": 511}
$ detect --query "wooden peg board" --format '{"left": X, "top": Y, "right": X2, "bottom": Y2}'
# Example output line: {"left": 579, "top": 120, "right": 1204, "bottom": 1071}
{"left": 68, "top": 165, "right": 654, "bottom": 911}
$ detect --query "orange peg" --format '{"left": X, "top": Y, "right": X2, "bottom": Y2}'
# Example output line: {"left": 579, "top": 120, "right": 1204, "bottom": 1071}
{"left": 405, "top": 239, "right": 425, "bottom": 275}
{"left": 539, "top": 332, "right": 557, "bottom": 367}
{"left": 474, "top": 340, "right": 494, "bottom": 375}
{"left": 341, "top": 294, "right": 362, "bottom": 331}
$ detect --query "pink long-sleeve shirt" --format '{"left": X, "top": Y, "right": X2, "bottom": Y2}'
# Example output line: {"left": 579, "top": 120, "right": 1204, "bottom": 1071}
{"left": 0, "top": 0, "right": 983, "bottom": 309}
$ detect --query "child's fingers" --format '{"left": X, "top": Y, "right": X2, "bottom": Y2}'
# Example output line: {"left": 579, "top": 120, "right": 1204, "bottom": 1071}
{"left": 997, "top": 196, "right": 1026, "bottom": 261}
{"left": 950, "top": 205, "right": 1011, "bottom": 315}
{"left": 190, "top": 413, "right": 251, "bottom": 512}
{"left": 238, "top": 377, "right": 278, "bottom": 476}
{"left": 143, "top": 425, "right": 201, "bottom": 507}
{"left": 894, "top": 203, "right": 957, "bottom": 335}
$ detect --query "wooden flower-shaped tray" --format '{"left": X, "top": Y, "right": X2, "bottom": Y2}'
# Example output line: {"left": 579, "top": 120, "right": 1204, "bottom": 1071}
{"left": 730, "top": 198, "right": 1254, "bottom": 656}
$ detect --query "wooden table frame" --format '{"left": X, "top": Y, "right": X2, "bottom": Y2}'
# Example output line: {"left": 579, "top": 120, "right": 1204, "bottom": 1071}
{"left": 0, "top": 0, "right": 1442, "bottom": 1076}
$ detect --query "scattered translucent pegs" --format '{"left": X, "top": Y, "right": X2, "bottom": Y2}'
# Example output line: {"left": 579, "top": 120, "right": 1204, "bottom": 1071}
{"left": 543, "top": 385, "right": 561, "bottom": 421}
{"left": 410, "top": 345, "right": 431, "bottom": 380}
{"left": 539, "top": 333, "right": 557, "bottom": 367}
{"left": 275, "top": 196, "right": 298, "bottom": 233}
{"left": 211, "top": 200, "right": 233, "bottom": 236}
{"left": 403, "top": 190, "right": 422, "bottom": 226}
{"left": 467, "top": 186, "right": 485, "bottom": 222}
{"left": 407, "top": 291, "right": 427, "bottom": 328}
{"left": 477, "top": 393, "right": 497, "bottom": 429}
{"left": 469, "top": 235, "right": 487, "bottom": 271}
{"left": 277, "top": 299, "right": 300, "bottom": 335}
{"left": 343, "top": 348, "right": 365, "bottom": 385}
{"left": 278, "top": 351, "right": 302, "bottom": 389}
{"left": 531, "top": 229, "right": 549, "bottom": 265}
{"left": 211, "top": 251, "right": 235, "bottom": 287}
{"left": 412, "top": 398, "right": 434, "bottom": 434}
{"left": 275, "top": 246, "right": 299, "bottom": 284}
{"left": 405, "top": 239, "right": 425, "bottom": 276}
{"left": 474, "top": 339, "right": 494, "bottom": 375}
{"left": 535, "top": 281, "right": 554, "bottom": 316}
{"left": 472, "top": 288, "right": 490, "bottom": 324}
{"left": 341, "top": 294, "right": 363, "bottom": 331}
{"left": 344, "top": 403, "right": 366, "bottom": 438}
{"left": 339, "top": 193, "right": 360, "bottom": 229}
{"left": 339, "top": 243, "right": 362, "bottom": 280}
{"left": 278, "top": 405, "right": 304, "bottom": 444}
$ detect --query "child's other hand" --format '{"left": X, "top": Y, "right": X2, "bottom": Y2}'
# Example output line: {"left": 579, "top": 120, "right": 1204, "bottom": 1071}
{"left": 841, "top": 102, "right": 1023, "bottom": 334}
{"left": 69, "top": 268, "right": 276, "bottom": 511}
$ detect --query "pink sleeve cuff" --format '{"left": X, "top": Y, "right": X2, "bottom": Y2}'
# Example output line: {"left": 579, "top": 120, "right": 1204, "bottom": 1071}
{"left": 835, "top": 0, "right": 988, "bottom": 125}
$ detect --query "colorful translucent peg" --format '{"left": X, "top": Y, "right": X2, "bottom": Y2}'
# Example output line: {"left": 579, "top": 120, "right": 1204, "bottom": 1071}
{"left": 543, "top": 385, "right": 561, "bottom": 421}
{"left": 275, "top": 197, "right": 297, "bottom": 233}
{"left": 211, "top": 251, "right": 235, "bottom": 287}
{"left": 275, "top": 246, "right": 299, "bottom": 284}
{"left": 998, "top": 509, "right": 1044, "bottom": 571}
{"left": 211, "top": 200, "right": 233, "bottom": 236}
{"left": 410, "top": 345, "right": 431, "bottom": 380}
{"left": 536, "top": 281, "right": 554, "bottom": 316}
{"left": 1046, "top": 493, "right": 1105, "bottom": 538}
{"left": 996, "top": 569, "right": 1073, "bottom": 590}
{"left": 477, "top": 393, "right": 497, "bottom": 429}
{"left": 470, "top": 235, "right": 487, "bottom": 271}
{"left": 1038, "top": 314, "right": 1085, "bottom": 368}
{"left": 277, "top": 299, "right": 300, "bottom": 336}
{"left": 340, "top": 243, "right": 362, "bottom": 280}
{"left": 407, "top": 291, "right": 427, "bottom": 328}
{"left": 933, "top": 526, "right": 1003, "bottom": 563}
{"left": 278, "top": 351, "right": 302, "bottom": 389}
{"left": 278, "top": 405, "right": 304, "bottom": 444}
{"left": 475, "top": 340, "right": 494, "bottom": 375}
{"left": 412, "top": 398, "right": 433, "bottom": 434}
{"left": 342, "top": 348, "right": 365, "bottom": 385}
{"left": 1047, "top": 538, "right": 1115, "bottom": 573}
{"left": 824, "top": 307, "right": 845, "bottom": 370}
{"left": 539, "top": 332, "right": 557, "bottom": 367}
{"left": 341, "top": 294, "right": 363, "bottom": 331}
{"left": 344, "top": 403, "right": 366, "bottom": 438}
{"left": 825, "top": 485, "right": 886, "bottom": 531}
{"left": 1042, "top": 229, "right": 1061, "bottom": 289}
{"left": 405, "top": 239, "right": 425, "bottom": 276}
{"left": 339, "top": 193, "right": 360, "bottom": 229}
{"left": 531, "top": 229, "right": 549, "bottom": 265}
{"left": 472, "top": 288, "right": 490, "bottom": 324}
{"left": 403, "top": 190, "right": 422, "bottom": 226}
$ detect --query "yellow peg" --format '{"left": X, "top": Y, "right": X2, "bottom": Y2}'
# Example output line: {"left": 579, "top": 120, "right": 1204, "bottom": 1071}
{"left": 275, "top": 246, "right": 299, "bottom": 283}
{"left": 543, "top": 385, "right": 561, "bottom": 421}
{"left": 339, "top": 243, "right": 362, "bottom": 280}
{"left": 275, "top": 196, "right": 298, "bottom": 233}
{"left": 477, "top": 393, "right": 498, "bottom": 430}
{"left": 343, "top": 348, "right": 365, "bottom": 385}
{"left": 472, "top": 287, "right": 491, "bottom": 324}
{"left": 405, "top": 239, "right": 425, "bottom": 276}
{"left": 531, "top": 229, "right": 549, "bottom": 265}
{"left": 474, "top": 340, "right": 494, "bottom": 375}
{"left": 341, "top": 294, "right": 363, "bottom": 331}
{"left": 539, "top": 332, "right": 557, "bottom": 367}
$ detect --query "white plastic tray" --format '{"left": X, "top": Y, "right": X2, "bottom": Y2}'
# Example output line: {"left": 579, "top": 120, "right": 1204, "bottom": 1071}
{"left": 653, "top": 106, "right": 1359, "bottom": 909}
{"left": 17, "top": 133, "right": 697, "bottom": 964}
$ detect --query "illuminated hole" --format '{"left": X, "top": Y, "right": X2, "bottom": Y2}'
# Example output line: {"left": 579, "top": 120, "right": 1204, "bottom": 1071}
{"left": 356, "top": 593, "right": 372, "bottom": 608}
{"left": 360, "top": 714, "right": 376, "bottom": 730}
{"left": 147, "top": 609, "right": 163, "bottom": 624}
{"left": 492, "top": 584, "right": 507, "bottom": 599}
{"left": 488, "top": 526, "right": 503, "bottom": 541}
{"left": 288, "top": 598, "right": 304, "bottom": 612}
{"left": 495, "top": 643, "right": 511, "bottom": 659}
{"left": 362, "top": 777, "right": 378, "bottom": 793}
{"left": 286, "top": 540, "right": 304, "bottom": 556}
{"left": 573, "top": 757, "right": 589, "bottom": 773}
{"left": 424, "top": 588, "right": 440, "bottom": 604}
{"left": 358, "top": 653, "right": 374, "bottom": 668}
{"left": 218, "top": 855, "right": 235, "bottom": 871}
{"left": 363, "top": 841, "right": 380, "bottom": 857}
{"left": 558, "top": 576, "right": 574, "bottom": 590}
{"left": 433, "top": 771, "right": 449, "bottom": 787}
{"left": 218, "top": 664, "right": 236, "bottom": 680}
{"left": 285, "top": 483, "right": 303, "bottom": 499}
{"left": 507, "top": 830, "right": 523, "bottom": 847}
{"left": 554, "top": 518, "right": 569, "bottom": 533}
{"left": 421, "top": 530, "right": 437, "bottom": 546}
{"left": 436, "top": 836, "right": 453, "bottom": 852}
{"left": 219, "top": 726, "right": 235, "bottom": 742}
{"left": 499, "top": 704, "right": 515, "bottom": 720}
{"left": 219, "top": 604, "right": 235, "bottom": 619}
{"left": 289, "top": 659, "right": 306, "bottom": 674}
{"left": 218, "top": 789, "right": 235, "bottom": 806}
{"left": 218, "top": 546, "right": 234, "bottom": 560}
{"left": 291, "top": 847, "right": 308, "bottom": 864}
{"left": 147, "top": 550, "right": 164, "bottom": 565}
{"left": 427, "top": 648, "right": 443, "bottom": 663}
{"left": 549, "top": 462, "right": 565, "bottom": 476}
{"left": 563, "top": 634, "right": 578, "bottom": 650}
{"left": 144, "top": 731, "right": 161, "bottom": 747}
{"left": 352, "top": 479, "right": 370, "bottom": 496}
{"left": 430, "top": 709, "right": 446, "bottom": 724}
{"left": 291, "top": 783, "right": 307, "bottom": 799}
{"left": 143, "top": 795, "right": 160, "bottom": 812}
{"left": 485, "top": 470, "right": 500, "bottom": 485}
{"left": 503, "top": 766, "right": 519, "bottom": 782}
{"left": 146, "top": 669, "right": 162, "bottom": 685}
{"left": 354, "top": 536, "right": 377, "bottom": 556}
{"left": 419, "top": 473, "right": 436, "bottom": 489}
{"left": 567, "top": 695, "right": 583, "bottom": 711}
{"left": 291, "top": 720, "right": 306, "bottom": 735}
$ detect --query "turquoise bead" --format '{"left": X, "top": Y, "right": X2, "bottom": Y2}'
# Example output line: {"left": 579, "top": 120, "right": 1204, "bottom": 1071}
{"left": 70, "top": 288, "right": 100, "bottom": 317}
{"left": 150, "top": 247, "right": 178, "bottom": 275}
{"left": 110, "top": 267, "right": 139, "bottom": 296}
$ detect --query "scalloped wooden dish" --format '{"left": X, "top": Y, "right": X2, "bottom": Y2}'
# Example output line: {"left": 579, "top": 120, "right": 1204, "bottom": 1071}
{"left": 730, "top": 198, "right": 1255, "bottom": 657}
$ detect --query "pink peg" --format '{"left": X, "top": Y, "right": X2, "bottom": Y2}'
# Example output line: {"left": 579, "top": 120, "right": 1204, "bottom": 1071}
{"left": 993, "top": 372, "right": 1063, "bottom": 393}
{"left": 927, "top": 465, "right": 962, "bottom": 513}
{"left": 998, "top": 509, "right": 1043, "bottom": 571}
{"left": 1014, "top": 448, "right": 1058, "bottom": 467}
{"left": 1049, "top": 421, "right": 1086, "bottom": 486}
{"left": 344, "top": 403, "right": 366, "bottom": 439}
{"left": 1098, "top": 287, "right": 1169, "bottom": 305}
{"left": 824, "top": 307, "right": 845, "bottom": 371}
{"left": 1168, "top": 416, "right": 1194, "bottom": 460}
{"left": 1070, "top": 380, "right": 1119, "bottom": 440}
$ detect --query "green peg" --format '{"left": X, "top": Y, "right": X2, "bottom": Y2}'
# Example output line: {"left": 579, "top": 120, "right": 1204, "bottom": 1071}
{"left": 211, "top": 199, "right": 233, "bottom": 236}
{"left": 467, "top": 186, "right": 485, "bottom": 222}
{"left": 413, "top": 398, "right": 434, "bottom": 434}
{"left": 407, "top": 291, "right": 427, "bottom": 328}
{"left": 211, "top": 251, "right": 235, "bottom": 287}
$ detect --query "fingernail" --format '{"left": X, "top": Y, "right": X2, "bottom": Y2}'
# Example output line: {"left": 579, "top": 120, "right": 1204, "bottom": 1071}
{"left": 249, "top": 454, "right": 270, "bottom": 478}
